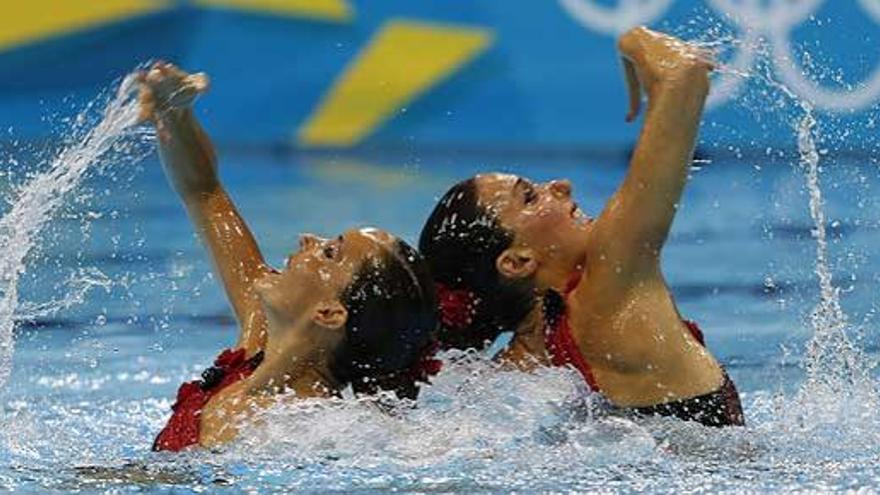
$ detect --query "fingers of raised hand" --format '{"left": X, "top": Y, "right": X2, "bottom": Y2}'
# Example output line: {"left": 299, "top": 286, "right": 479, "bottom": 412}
{"left": 137, "top": 85, "right": 156, "bottom": 123}
{"left": 617, "top": 27, "right": 647, "bottom": 65}
{"left": 618, "top": 27, "right": 714, "bottom": 85}
{"left": 185, "top": 73, "right": 210, "bottom": 93}
{"left": 689, "top": 47, "right": 716, "bottom": 72}
{"left": 138, "top": 61, "right": 208, "bottom": 113}
{"left": 622, "top": 58, "right": 642, "bottom": 123}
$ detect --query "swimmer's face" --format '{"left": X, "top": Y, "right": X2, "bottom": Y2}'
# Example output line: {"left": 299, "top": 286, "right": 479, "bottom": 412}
{"left": 475, "top": 173, "right": 592, "bottom": 279}
{"left": 254, "top": 228, "right": 397, "bottom": 327}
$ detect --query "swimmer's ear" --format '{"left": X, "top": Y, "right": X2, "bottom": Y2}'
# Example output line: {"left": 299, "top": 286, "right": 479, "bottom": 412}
{"left": 312, "top": 300, "right": 348, "bottom": 330}
{"left": 496, "top": 247, "right": 538, "bottom": 280}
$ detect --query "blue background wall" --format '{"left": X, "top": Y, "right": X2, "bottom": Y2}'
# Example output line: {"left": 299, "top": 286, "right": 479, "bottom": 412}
{"left": 1, "top": 1, "right": 879, "bottom": 154}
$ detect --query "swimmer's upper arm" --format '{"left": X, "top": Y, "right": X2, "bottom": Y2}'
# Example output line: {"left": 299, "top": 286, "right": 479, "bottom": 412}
{"left": 157, "top": 110, "right": 268, "bottom": 353}
{"left": 185, "top": 188, "right": 270, "bottom": 354}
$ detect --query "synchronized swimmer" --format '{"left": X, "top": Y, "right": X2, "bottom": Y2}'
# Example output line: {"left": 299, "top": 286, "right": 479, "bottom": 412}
{"left": 139, "top": 26, "right": 743, "bottom": 451}
{"left": 420, "top": 27, "right": 743, "bottom": 426}
{"left": 138, "top": 63, "right": 437, "bottom": 450}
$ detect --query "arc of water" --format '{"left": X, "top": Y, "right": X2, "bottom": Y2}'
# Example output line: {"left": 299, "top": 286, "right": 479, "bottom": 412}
{"left": 706, "top": 26, "right": 761, "bottom": 108}
{"left": 770, "top": 32, "right": 880, "bottom": 112}
{"left": 761, "top": 76, "right": 875, "bottom": 401}
{"left": 708, "top": 0, "right": 880, "bottom": 112}
{"left": 769, "top": 0, "right": 880, "bottom": 112}
{"left": 706, "top": 0, "right": 823, "bottom": 108}
{"left": 0, "top": 74, "right": 143, "bottom": 389}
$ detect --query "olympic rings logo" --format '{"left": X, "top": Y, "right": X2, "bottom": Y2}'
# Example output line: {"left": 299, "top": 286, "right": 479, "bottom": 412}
{"left": 558, "top": 0, "right": 880, "bottom": 112}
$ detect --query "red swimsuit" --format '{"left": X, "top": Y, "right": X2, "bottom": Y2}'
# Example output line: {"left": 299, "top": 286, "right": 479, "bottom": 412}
{"left": 153, "top": 348, "right": 264, "bottom": 451}
{"left": 543, "top": 275, "right": 744, "bottom": 427}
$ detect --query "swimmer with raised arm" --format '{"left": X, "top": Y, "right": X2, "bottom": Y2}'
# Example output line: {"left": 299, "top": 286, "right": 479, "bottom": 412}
{"left": 420, "top": 27, "right": 744, "bottom": 427}
{"left": 138, "top": 63, "right": 437, "bottom": 450}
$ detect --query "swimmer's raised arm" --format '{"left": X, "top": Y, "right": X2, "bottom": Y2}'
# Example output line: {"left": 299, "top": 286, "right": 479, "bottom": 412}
{"left": 585, "top": 27, "right": 712, "bottom": 284}
{"left": 139, "top": 63, "right": 269, "bottom": 353}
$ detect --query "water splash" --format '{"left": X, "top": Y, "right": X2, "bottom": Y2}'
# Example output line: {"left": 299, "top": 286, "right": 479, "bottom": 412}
{"left": 14, "top": 267, "right": 113, "bottom": 322}
{"left": 696, "top": 24, "right": 876, "bottom": 399}
{"left": 0, "top": 73, "right": 146, "bottom": 388}
{"left": 794, "top": 105, "right": 872, "bottom": 398}
{"left": 222, "top": 355, "right": 662, "bottom": 490}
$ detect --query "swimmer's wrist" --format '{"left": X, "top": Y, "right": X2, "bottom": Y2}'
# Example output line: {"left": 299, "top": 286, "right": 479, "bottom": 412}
{"left": 172, "top": 163, "right": 221, "bottom": 197}
{"left": 649, "top": 69, "right": 710, "bottom": 104}
{"left": 154, "top": 108, "right": 200, "bottom": 144}
{"left": 155, "top": 106, "right": 194, "bottom": 126}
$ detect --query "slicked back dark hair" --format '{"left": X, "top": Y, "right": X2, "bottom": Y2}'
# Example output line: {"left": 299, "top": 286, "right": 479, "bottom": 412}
{"left": 419, "top": 178, "right": 536, "bottom": 351}
{"left": 329, "top": 238, "right": 437, "bottom": 400}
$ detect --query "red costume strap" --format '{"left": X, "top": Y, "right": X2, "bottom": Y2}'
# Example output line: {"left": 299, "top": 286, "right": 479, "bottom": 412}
{"left": 683, "top": 319, "right": 705, "bottom": 346}
{"left": 545, "top": 310, "right": 600, "bottom": 390}
{"left": 544, "top": 271, "right": 599, "bottom": 389}
{"left": 152, "top": 348, "right": 262, "bottom": 452}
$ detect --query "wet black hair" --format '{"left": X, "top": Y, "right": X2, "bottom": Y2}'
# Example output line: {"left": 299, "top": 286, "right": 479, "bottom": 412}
{"left": 329, "top": 238, "right": 437, "bottom": 400}
{"left": 418, "top": 178, "right": 537, "bottom": 351}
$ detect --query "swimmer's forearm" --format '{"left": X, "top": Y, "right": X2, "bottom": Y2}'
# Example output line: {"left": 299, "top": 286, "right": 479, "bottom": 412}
{"left": 184, "top": 190, "right": 270, "bottom": 352}
{"left": 624, "top": 79, "right": 706, "bottom": 238}
{"left": 155, "top": 109, "right": 220, "bottom": 198}
{"left": 590, "top": 74, "right": 707, "bottom": 276}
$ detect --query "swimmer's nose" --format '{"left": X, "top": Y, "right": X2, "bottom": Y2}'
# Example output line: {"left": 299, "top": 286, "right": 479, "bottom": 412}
{"left": 549, "top": 179, "right": 572, "bottom": 199}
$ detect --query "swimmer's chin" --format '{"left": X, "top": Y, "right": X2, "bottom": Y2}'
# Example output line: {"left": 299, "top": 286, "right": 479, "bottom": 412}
{"left": 569, "top": 201, "right": 592, "bottom": 227}
{"left": 572, "top": 209, "right": 592, "bottom": 228}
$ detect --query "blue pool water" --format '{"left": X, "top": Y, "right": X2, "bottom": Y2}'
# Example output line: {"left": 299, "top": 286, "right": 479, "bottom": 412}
{"left": 3, "top": 91, "right": 880, "bottom": 492}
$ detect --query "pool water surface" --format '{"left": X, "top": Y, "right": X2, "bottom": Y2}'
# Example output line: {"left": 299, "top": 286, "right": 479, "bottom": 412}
{"left": 3, "top": 135, "right": 880, "bottom": 492}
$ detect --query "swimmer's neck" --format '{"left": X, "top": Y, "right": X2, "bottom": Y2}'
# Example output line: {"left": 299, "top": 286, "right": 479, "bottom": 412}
{"left": 500, "top": 304, "right": 552, "bottom": 369}
{"left": 244, "top": 322, "right": 339, "bottom": 398}
{"left": 532, "top": 255, "right": 586, "bottom": 296}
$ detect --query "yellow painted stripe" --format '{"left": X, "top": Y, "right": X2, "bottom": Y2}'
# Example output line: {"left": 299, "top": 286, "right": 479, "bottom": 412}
{"left": 298, "top": 19, "right": 493, "bottom": 147}
{"left": 196, "top": 0, "right": 352, "bottom": 22}
{"left": 0, "top": 2, "right": 167, "bottom": 51}
{"left": 304, "top": 158, "right": 415, "bottom": 189}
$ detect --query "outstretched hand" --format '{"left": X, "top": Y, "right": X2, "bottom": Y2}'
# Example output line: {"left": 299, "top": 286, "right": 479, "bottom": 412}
{"left": 618, "top": 27, "right": 714, "bottom": 122}
{"left": 137, "top": 61, "right": 209, "bottom": 123}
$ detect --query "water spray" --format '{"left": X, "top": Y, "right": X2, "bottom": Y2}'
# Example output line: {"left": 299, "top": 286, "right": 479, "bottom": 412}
{"left": 0, "top": 73, "right": 148, "bottom": 388}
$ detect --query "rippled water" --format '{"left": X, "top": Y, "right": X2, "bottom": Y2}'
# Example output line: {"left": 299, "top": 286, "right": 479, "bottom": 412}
{"left": 2, "top": 75, "right": 880, "bottom": 492}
